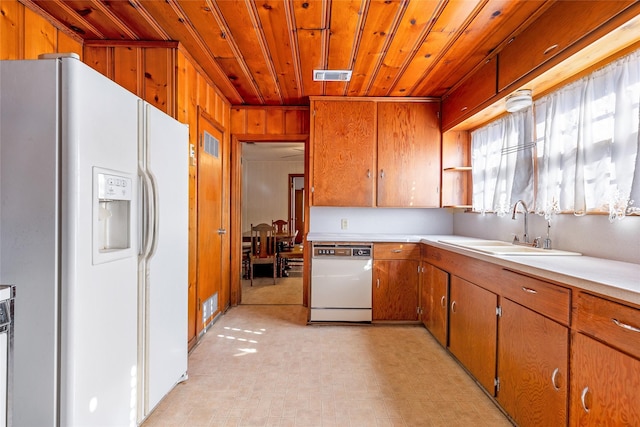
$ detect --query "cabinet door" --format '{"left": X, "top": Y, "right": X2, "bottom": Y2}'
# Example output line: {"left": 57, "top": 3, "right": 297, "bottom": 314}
{"left": 373, "top": 259, "right": 419, "bottom": 321}
{"left": 421, "top": 263, "right": 448, "bottom": 346}
{"left": 448, "top": 276, "right": 498, "bottom": 394}
{"left": 377, "top": 102, "right": 441, "bottom": 207}
{"left": 570, "top": 332, "right": 640, "bottom": 426}
{"left": 311, "top": 100, "right": 376, "bottom": 206}
{"left": 498, "top": 299, "right": 568, "bottom": 427}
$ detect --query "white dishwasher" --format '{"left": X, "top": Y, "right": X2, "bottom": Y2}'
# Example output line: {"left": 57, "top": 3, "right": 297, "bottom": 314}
{"left": 310, "top": 242, "right": 373, "bottom": 322}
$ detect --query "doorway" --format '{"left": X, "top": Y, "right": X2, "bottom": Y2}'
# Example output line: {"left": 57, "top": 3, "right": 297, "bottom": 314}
{"left": 230, "top": 135, "right": 309, "bottom": 307}
{"left": 289, "top": 174, "right": 304, "bottom": 245}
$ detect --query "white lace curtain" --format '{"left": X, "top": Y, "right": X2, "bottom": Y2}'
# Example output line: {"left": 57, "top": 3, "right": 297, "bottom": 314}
{"left": 472, "top": 49, "right": 640, "bottom": 221}
{"left": 471, "top": 110, "right": 534, "bottom": 216}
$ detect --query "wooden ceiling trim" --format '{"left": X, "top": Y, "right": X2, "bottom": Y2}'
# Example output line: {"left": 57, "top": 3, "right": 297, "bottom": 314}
{"left": 174, "top": 1, "right": 235, "bottom": 59}
{"left": 31, "top": 0, "right": 104, "bottom": 39}
{"left": 361, "top": 0, "right": 409, "bottom": 95}
{"left": 98, "top": 0, "right": 167, "bottom": 40}
{"left": 346, "top": 0, "right": 401, "bottom": 97}
{"left": 369, "top": 0, "right": 445, "bottom": 96}
{"left": 325, "top": 0, "right": 362, "bottom": 96}
{"left": 294, "top": 0, "right": 326, "bottom": 98}
{"left": 253, "top": 0, "right": 298, "bottom": 104}
{"left": 416, "top": 0, "right": 554, "bottom": 97}
{"left": 205, "top": 0, "right": 266, "bottom": 104}
{"left": 88, "top": 0, "right": 137, "bottom": 40}
{"left": 382, "top": 0, "right": 453, "bottom": 96}
{"left": 341, "top": 0, "right": 370, "bottom": 96}
{"left": 284, "top": 0, "right": 305, "bottom": 102}
{"left": 391, "top": 0, "right": 488, "bottom": 97}
{"left": 128, "top": 0, "right": 171, "bottom": 40}
{"left": 51, "top": 0, "right": 129, "bottom": 40}
{"left": 18, "top": 0, "right": 84, "bottom": 45}
{"left": 240, "top": 0, "right": 285, "bottom": 104}
{"left": 320, "top": 0, "right": 331, "bottom": 69}
{"left": 138, "top": 0, "right": 244, "bottom": 104}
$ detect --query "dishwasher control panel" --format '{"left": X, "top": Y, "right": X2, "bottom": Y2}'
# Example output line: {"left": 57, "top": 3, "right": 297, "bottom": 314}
{"left": 312, "top": 243, "right": 372, "bottom": 258}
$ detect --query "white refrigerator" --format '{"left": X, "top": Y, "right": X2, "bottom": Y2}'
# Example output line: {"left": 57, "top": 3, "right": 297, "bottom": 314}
{"left": 0, "top": 55, "right": 188, "bottom": 426}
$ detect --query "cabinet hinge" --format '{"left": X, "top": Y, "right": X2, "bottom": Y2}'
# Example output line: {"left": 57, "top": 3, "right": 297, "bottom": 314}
{"left": 494, "top": 377, "right": 500, "bottom": 392}
{"left": 496, "top": 306, "right": 502, "bottom": 317}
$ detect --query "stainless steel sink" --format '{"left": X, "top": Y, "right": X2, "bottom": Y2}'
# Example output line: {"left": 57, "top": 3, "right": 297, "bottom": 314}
{"left": 438, "top": 239, "right": 581, "bottom": 256}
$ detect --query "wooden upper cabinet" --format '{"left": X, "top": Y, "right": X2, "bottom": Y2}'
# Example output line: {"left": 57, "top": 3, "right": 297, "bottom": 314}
{"left": 498, "top": 1, "right": 634, "bottom": 91}
{"left": 442, "top": 58, "right": 497, "bottom": 131}
{"left": 311, "top": 99, "right": 376, "bottom": 206}
{"left": 377, "top": 102, "right": 441, "bottom": 207}
{"left": 310, "top": 97, "right": 441, "bottom": 207}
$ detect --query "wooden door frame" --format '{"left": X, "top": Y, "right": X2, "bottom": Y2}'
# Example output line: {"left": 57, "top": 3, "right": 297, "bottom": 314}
{"left": 288, "top": 173, "right": 304, "bottom": 241}
{"left": 230, "top": 134, "right": 309, "bottom": 306}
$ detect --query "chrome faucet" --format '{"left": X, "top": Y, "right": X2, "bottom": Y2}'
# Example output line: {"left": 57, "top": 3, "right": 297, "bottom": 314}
{"left": 512, "top": 200, "right": 530, "bottom": 244}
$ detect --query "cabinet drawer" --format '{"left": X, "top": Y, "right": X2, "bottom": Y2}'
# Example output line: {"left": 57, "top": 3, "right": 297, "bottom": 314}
{"left": 574, "top": 292, "right": 640, "bottom": 360}
{"left": 500, "top": 269, "right": 571, "bottom": 325}
{"left": 374, "top": 243, "right": 421, "bottom": 260}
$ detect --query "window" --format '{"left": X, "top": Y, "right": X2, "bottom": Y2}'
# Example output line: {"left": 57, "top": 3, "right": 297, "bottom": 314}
{"left": 472, "top": 49, "right": 640, "bottom": 221}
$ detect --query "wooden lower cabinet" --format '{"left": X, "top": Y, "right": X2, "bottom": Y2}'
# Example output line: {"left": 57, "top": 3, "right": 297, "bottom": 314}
{"left": 448, "top": 275, "right": 498, "bottom": 394}
{"left": 421, "top": 263, "right": 449, "bottom": 346}
{"left": 570, "top": 332, "right": 640, "bottom": 426}
{"left": 497, "top": 298, "right": 569, "bottom": 427}
{"left": 372, "top": 259, "right": 420, "bottom": 320}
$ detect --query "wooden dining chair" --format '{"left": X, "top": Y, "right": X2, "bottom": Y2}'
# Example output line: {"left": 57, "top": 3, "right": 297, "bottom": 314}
{"left": 271, "top": 219, "right": 288, "bottom": 234}
{"left": 249, "top": 223, "right": 277, "bottom": 285}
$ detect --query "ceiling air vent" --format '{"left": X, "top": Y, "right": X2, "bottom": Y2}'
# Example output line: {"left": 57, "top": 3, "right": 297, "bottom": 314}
{"left": 313, "top": 70, "right": 352, "bottom": 82}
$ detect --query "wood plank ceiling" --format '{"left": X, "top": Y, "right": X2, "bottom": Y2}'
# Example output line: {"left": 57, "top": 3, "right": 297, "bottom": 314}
{"left": 22, "top": 0, "right": 602, "bottom": 106}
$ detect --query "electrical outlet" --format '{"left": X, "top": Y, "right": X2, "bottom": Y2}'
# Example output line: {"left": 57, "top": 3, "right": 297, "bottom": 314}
{"left": 341, "top": 218, "right": 348, "bottom": 230}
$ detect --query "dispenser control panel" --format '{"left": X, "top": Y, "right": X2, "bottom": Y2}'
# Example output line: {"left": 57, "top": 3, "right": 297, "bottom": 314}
{"left": 97, "top": 173, "right": 132, "bottom": 201}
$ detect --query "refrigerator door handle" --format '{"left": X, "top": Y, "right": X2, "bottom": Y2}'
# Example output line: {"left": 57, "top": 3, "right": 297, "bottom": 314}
{"left": 147, "top": 170, "right": 159, "bottom": 258}
{"left": 140, "top": 169, "right": 155, "bottom": 259}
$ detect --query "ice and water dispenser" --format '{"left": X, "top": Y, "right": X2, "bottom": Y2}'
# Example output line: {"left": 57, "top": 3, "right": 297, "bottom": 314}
{"left": 94, "top": 170, "right": 133, "bottom": 263}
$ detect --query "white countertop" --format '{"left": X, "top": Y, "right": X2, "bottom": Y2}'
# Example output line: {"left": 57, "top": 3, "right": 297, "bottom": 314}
{"left": 307, "top": 233, "right": 640, "bottom": 306}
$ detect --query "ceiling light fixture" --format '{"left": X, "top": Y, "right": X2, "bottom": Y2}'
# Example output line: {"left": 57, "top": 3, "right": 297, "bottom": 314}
{"left": 505, "top": 89, "right": 533, "bottom": 113}
{"left": 313, "top": 69, "right": 352, "bottom": 82}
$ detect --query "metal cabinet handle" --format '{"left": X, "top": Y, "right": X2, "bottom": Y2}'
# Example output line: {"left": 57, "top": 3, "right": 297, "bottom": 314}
{"left": 391, "top": 249, "right": 402, "bottom": 253}
{"left": 612, "top": 318, "right": 640, "bottom": 333}
{"left": 580, "top": 387, "right": 590, "bottom": 413}
{"left": 521, "top": 286, "right": 538, "bottom": 294}
{"left": 451, "top": 301, "right": 457, "bottom": 313}
{"left": 367, "top": 169, "right": 371, "bottom": 178}
{"left": 440, "top": 295, "right": 446, "bottom": 308}
{"left": 376, "top": 278, "right": 380, "bottom": 289}
{"left": 380, "top": 169, "right": 385, "bottom": 179}
{"left": 551, "top": 368, "right": 560, "bottom": 391}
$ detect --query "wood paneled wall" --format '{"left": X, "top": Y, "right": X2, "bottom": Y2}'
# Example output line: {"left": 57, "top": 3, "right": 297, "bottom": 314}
{"left": 0, "top": 0, "right": 82, "bottom": 60}
{"left": 1, "top": 0, "right": 233, "bottom": 337}
{"left": 231, "top": 106, "right": 309, "bottom": 136}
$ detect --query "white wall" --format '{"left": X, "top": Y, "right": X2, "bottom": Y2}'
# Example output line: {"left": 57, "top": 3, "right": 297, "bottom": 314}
{"left": 308, "top": 206, "right": 639, "bottom": 264}
{"left": 242, "top": 159, "right": 303, "bottom": 231}
{"left": 310, "top": 207, "right": 453, "bottom": 235}
{"left": 453, "top": 211, "right": 640, "bottom": 264}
